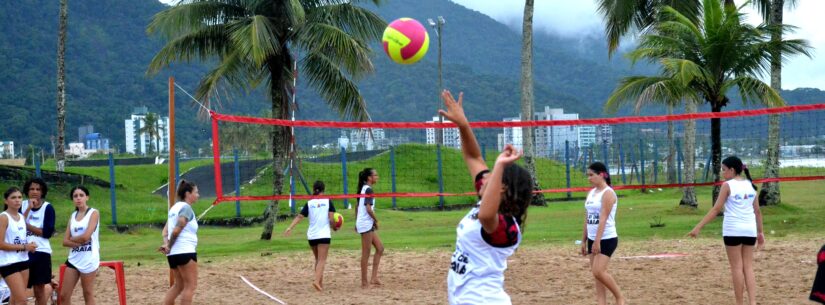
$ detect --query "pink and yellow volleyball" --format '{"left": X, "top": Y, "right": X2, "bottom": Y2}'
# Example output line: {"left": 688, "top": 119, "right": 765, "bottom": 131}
{"left": 382, "top": 18, "right": 430, "bottom": 65}
{"left": 333, "top": 212, "right": 344, "bottom": 230}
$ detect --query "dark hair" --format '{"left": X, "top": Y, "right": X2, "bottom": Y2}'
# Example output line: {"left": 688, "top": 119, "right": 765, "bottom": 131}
{"left": 177, "top": 180, "right": 197, "bottom": 201}
{"left": 722, "top": 156, "right": 757, "bottom": 191}
{"left": 69, "top": 186, "right": 90, "bottom": 199}
{"left": 356, "top": 168, "right": 375, "bottom": 193}
{"left": 23, "top": 178, "right": 48, "bottom": 199}
{"left": 499, "top": 164, "right": 532, "bottom": 230}
{"left": 3, "top": 187, "right": 22, "bottom": 210}
{"left": 588, "top": 162, "right": 612, "bottom": 186}
{"left": 313, "top": 180, "right": 325, "bottom": 195}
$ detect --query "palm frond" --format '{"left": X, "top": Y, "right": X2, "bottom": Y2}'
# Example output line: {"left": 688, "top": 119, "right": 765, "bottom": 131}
{"left": 301, "top": 51, "right": 370, "bottom": 121}
{"left": 147, "top": 24, "right": 231, "bottom": 74}
{"left": 228, "top": 15, "right": 282, "bottom": 66}
{"left": 147, "top": 1, "right": 248, "bottom": 40}
{"left": 293, "top": 22, "right": 373, "bottom": 79}
{"left": 724, "top": 76, "right": 784, "bottom": 107}
{"left": 307, "top": 3, "right": 386, "bottom": 42}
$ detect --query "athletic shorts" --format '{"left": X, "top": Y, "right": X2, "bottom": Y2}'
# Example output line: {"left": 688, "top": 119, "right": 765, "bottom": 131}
{"left": 359, "top": 228, "right": 375, "bottom": 235}
{"left": 167, "top": 253, "right": 197, "bottom": 269}
{"left": 723, "top": 236, "right": 757, "bottom": 246}
{"left": 587, "top": 238, "right": 619, "bottom": 257}
{"left": 27, "top": 251, "right": 52, "bottom": 287}
{"left": 0, "top": 261, "right": 29, "bottom": 278}
{"left": 308, "top": 238, "right": 331, "bottom": 246}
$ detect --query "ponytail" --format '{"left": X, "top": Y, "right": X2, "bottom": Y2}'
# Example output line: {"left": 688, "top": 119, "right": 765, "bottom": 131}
{"left": 722, "top": 156, "right": 756, "bottom": 191}
{"left": 743, "top": 167, "right": 757, "bottom": 191}
{"left": 356, "top": 168, "right": 374, "bottom": 194}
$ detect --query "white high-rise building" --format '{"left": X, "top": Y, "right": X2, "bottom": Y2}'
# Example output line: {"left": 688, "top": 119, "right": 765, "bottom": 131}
{"left": 124, "top": 106, "right": 170, "bottom": 155}
{"left": 425, "top": 116, "right": 461, "bottom": 149}
{"left": 498, "top": 116, "right": 523, "bottom": 151}
{"left": 0, "top": 141, "right": 14, "bottom": 159}
{"left": 533, "top": 106, "right": 580, "bottom": 157}
{"left": 580, "top": 126, "right": 597, "bottom": 148}
{"left": 348, "top": 128, "right": 385, "bottom": 151}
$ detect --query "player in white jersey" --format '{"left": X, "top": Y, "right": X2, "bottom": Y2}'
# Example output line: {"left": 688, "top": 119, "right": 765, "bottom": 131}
{"left": 285, "top": 180, "right": 339, "bottom": 291}
{"left": 160, "top": 180, "right": 200, "bottom": 305}
{"left": 580, "top": 162, "right": 625, "bottom": 305}
{"left": 440, "top": 91, "right": 532, "bottom": 304}
{"left": 0, "top": 187, "right": 37, "bottom": 305}
{"left": 689, "top": 156, "right": 765, "bottom": 305}
{"left": 59, "top": 186, "right": 100, "bottom": 305}
{"left": 354, "top": 168, "right": 384, "bottom": 288}
{"left": 22, "top": 178, "right": 56, "bottom": 305}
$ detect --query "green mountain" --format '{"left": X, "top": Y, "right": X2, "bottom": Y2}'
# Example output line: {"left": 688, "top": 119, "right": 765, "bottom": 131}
{"left": 1, "top": 0, "right": 822, "bottom": 154}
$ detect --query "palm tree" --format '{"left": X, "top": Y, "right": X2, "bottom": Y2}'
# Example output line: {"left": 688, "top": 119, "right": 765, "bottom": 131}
{"left": 756, "top": 0, "right": 798, "bottom": 206}
{"left": 139, "top": 112, "right": 161, "bottom": 155}
{"left": 519, "top": 0, "right": 546, "bottom": 206}
{"left": 147, "top": 0, "right": 386, "bottom": 239}
{"left": 605, "top": 0, "right": 810, "bottom": 204}
{"left": 55, "top": 0, "right": 68, "bottom": 171}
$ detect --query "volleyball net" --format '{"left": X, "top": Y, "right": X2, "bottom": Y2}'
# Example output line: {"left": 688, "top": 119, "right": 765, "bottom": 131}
{"left": 207, "top": 103, "right": 825, "bottom": 210}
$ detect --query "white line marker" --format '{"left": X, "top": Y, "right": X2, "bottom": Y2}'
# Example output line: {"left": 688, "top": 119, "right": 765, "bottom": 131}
{"left": 240, "top": 275, "right": 287, "bottom": 304}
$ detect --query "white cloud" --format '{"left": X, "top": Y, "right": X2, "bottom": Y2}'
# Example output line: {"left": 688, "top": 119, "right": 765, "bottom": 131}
{"left": 450, "top": 0, "right": 825, "bottom": 90}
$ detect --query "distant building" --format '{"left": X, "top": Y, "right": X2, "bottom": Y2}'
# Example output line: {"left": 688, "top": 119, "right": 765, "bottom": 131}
{"left": 596, "top": 124, "right": 613, "bottom": 145}
{"left": 84, "top": 133, "right": 110, "bottom": 151}
{"left": 347, "top": 128, "right": 386, "bottom": 151}
{"left": 0, "top": 141, "right": 14, "bottom": 159}
{"left": 78, "top": 124, "right": 94, "bottom": 143}
{"left": 580, "top": 126, "right": 597, "bottom": 148}
{"left": 425, "top": 116, "right": 461, "bottom": 149}
{"left": 124, "top": 106, "right": 170, "bottom": 155}
{"left": 498, "top": 116, "right": 523, "bottom": 151}
{"left": 533, "top": 106, "right": 580, "bottom": 157}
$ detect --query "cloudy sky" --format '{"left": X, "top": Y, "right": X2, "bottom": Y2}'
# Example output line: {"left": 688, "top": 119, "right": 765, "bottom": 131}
{"left": 450, "top": 0, "right": 824, "bottom": 90}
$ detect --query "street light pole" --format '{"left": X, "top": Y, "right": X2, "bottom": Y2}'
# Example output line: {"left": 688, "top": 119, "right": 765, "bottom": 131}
{"left": 429, "top": 16, "right": 446, "bottom": 145}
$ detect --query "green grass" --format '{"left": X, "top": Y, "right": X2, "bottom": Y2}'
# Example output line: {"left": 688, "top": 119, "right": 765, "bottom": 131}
{"left": 24, "top": 179, "right": 820, "bottom": 268}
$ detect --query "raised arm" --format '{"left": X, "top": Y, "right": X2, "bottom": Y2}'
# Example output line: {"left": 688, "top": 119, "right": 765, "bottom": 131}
{"left": 478, "top": 145, "right": 522, "bottom": 233}
{"left": 439, "top": 90, "right": 488, "bottom": 178}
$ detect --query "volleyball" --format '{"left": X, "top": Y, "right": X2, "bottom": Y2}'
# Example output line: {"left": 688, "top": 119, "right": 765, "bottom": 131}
{"left": 333, "top": 212, "right": 344, "bottom": 230}
{"left": 382, "top": 18, "right": 430, "bottom": 65}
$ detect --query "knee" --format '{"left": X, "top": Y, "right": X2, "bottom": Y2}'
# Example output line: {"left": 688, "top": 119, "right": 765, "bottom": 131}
{"left": 375, "top": 246, "right": 384, "bottom": 256}
{"left": 591, "top": 269, "right": 606, "bottom": 279}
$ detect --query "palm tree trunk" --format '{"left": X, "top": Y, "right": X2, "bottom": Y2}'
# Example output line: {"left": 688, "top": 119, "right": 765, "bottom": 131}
{"left": 680, "top": 101, "right": 698, "bottom": 207}
{"left": 55, "top": 0, "right": 68, "bottom": 172}
{"left": 667, "top": 104, "right": 677, "bottom": 184}
{"left": 710, "top": 104, "right": 723, "bottom": 205}
{"left": 761, "top": 0, "right": 784, "bottom": 206}
{"left": 519, "top": 0, "right": 545, "bottom": 206}
{"left": 260, "top": 53, "right": 293, "bottom": 240}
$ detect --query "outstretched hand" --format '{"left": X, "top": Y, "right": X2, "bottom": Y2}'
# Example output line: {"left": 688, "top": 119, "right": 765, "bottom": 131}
{"left": 495, "top": 144, "right": 522, "bottom": 166}
{"left": 438, "top": 90, "right": 467, "bottom": 126}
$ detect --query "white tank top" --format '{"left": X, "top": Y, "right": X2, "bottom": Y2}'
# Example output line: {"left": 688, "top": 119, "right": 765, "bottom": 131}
{"left": 167, "top": 201, "right": 198, "bottom": 255}
{"left": 722, "top": 179, "right": 757, "bottom": 237}
{"left": 585, "top": 187, "right": 618, "bottom": 240}
{"left": 0, "top": 212, "right": 28, "bottom": 267}
{"left": 355, "top": 185, "right": 375, "bottom": 233}
{"left": 26, "top": 201, "right": 52, "bottom": 254}
{"left": 68, "top": 208, "right": 100, "bottom": 273}
{"left": 447, "top": 205, "right": 521, "bottom": 305}
{"left": 305, "top": 199, "right": 333, "bottom": 240}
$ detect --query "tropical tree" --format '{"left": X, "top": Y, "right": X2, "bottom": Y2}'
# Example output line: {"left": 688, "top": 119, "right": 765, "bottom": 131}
{"left": 757, "top": 0, "right": 798, "bottom": 206}
{"left": 55, "top": 0, "right": 68, "bottom": 171}
{"left": 147, "top": 0, "right": 386, "bottom": 239}
{"left": 604, "top": 0, "right": 810, "bottom": 204}
{"left": 519, "top": 0, "right": 546, "bottom": 206}
{"left": 139, "top": 112, "right": 162, "bottom": 155}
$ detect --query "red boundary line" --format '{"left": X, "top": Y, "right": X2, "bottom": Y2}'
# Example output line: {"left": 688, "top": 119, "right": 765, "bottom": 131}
{"left": 210, "top": 103, "right": 825, "bottom": 129}
{"left": 210, "top": 175, "right": 825, "bottom": 205}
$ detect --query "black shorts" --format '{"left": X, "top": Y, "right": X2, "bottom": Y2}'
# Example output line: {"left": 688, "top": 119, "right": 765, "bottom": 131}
{"left": 308, "top": 238, "right": 331, "bottom": 246}
{"left": 27, "top": 251, "right": 52, "bottom": 287}
{"left": 0, "top": 260, "right": 29, "bottom": 278}
{"left": 723, "top": 236, "right": 757, "bottom": 246}
{"left": 359, "top": 228, "right": 375, "bottom": 235}
{"left": 167, "top": 253, "right": 197, "bottom": 269}
{"left": 587, "top": 238, "right": 619, "bottom": 257}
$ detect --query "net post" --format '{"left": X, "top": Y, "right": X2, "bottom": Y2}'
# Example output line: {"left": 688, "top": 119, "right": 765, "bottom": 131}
{"left": 676, "top": 139, "right": 683, "bottom": 184}
{"left": 108, "top": 151, "right": 117, "bottom": 225}
{"left": 619, "top": 143, "right": 627, "bottom": 185}
{"left": 653, "top": 141, "right": 659, "bottom": 184}
{"left": 34, "top": 150, "right": 42, "bottom": 178}
{"left": 437, "top": 143, "right": 445, "bottom": 209}
{"left": 234, "top": 148, "right": 241, "bottom": 217}
{"left": 340, "top": 147, "right": 349, "bottom": 209}
{"left": 390, "top": 146, "right": 397, "bottom": 209}
{"left": 601, "top": 139, "right": 609, "bottom": 171}
{"left": 639, "top": 139, "right": 646, "bottom": 191}
{"left": 565, "top": 140, "right": 571, "bottom": 200}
